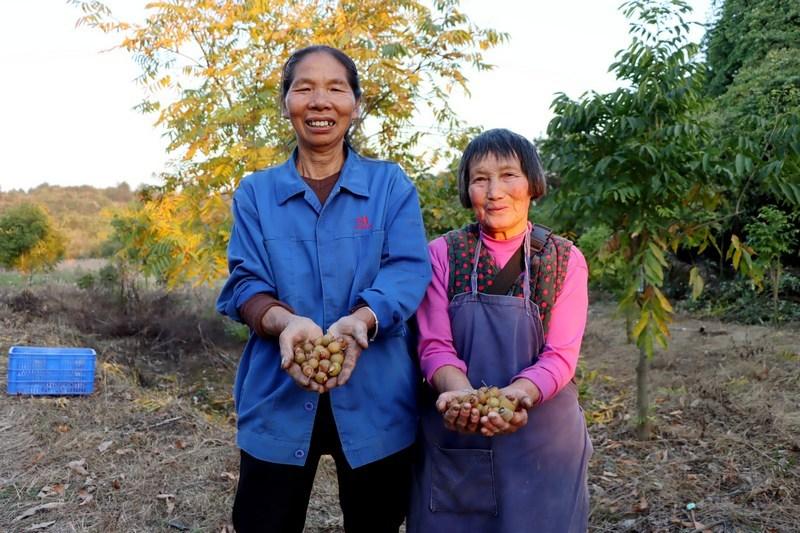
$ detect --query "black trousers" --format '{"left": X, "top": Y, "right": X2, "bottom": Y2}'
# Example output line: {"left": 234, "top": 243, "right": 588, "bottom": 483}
{"left": 232, "top": 393, "right": 412, "bottom": 533}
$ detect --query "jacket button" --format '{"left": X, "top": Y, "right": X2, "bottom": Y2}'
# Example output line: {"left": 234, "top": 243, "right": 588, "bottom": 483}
{"left": 304, "top": 401, "right": 314, "bottom": 411}
{"left": 294, "top": 449, "right": 305, "bottom": 459}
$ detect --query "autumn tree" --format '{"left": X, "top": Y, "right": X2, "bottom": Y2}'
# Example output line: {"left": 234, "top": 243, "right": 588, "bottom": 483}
{"left": 0, "top": 203, "right": 65, "bottom": 278}
{"left": 541, "top": 0, "right": 754, "bottom": 439}
{"left": 72, "top": 0, "right": 506, "bottom": 285}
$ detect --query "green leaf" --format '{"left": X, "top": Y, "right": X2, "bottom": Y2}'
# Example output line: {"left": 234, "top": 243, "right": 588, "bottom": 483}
{"left": 735, "top": 153, "right": 746, "bottom": 176}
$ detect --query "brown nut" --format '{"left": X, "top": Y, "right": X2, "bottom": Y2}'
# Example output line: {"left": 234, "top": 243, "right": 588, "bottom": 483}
{"left": 328, "top": 362, "right": 342, "bottom": 376}
{"left": 330, "top": 352, "right": 344, "bottom": 365}
{"left": 294, "top": 351, "right": 307, "bottom": 364}
{"left": 301, "top": 365, "right": 315, "bottom": 377}
{"left": 499, "top": 396, "right": 516, "bottom": 412}
{"left": 307, "top": 358, "right": 319, "bottom": 370}
{"left": 487, "top": 397, "right": 500, "bottom": 408}
{"left": 498, "top": 407, "right": 514, "bottom": 422}
{"left": 319, "top": 359, "right": 332, "bottom": 373}
{"left": 303, "top": 341, "right": 314, "bottom": 353}
{"left": 320, "top": 334, "right": 334, "bottom": 347}
{"left": 314, "top": 371, "right": 328, "bottom": 384}
{"left": 328, "top": 341, "right": 342, "bottom": 354}
{"left": 314, "top": 345, "right": 331, "bottom": 360}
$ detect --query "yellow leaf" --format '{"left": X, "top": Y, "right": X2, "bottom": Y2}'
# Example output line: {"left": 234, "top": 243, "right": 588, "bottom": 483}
{"left": 689, "top": 266, "right": 704, "bottom": 299}
{"left": 631, "top": 311, "right": 649, "bottom": 340}
{"left": 651, "top": 286, "right": 674, "bottom": 313}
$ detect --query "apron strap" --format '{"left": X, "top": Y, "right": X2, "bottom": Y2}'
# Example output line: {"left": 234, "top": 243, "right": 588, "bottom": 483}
{"left": 470, "top": 239, "right": 482, "bottom": 294}
{"left": 472, "top": 231, "right": 534, "bottom": 315}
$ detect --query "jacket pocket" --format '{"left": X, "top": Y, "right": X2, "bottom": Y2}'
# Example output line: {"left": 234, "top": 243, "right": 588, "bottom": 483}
{"left": 430, "top": 446, "right": 497, "bottom": 515}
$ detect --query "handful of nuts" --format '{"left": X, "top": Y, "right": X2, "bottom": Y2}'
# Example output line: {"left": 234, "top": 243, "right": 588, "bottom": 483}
{"left": 292, "top": 334, "right": 348, "bottom": 385}
{"left": 447, "top": 386, "right": 521, "bottom": 424}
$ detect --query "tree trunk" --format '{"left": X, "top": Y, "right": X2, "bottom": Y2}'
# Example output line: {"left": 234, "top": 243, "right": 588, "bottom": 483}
{"left": 626, "top": 313, "right": 634, "bottom": 344}
{"left": 636, "top": 346, "right": 651, "bottom": 439}
{"left": 773, "top": 262, "right": 781, "bottom": 321}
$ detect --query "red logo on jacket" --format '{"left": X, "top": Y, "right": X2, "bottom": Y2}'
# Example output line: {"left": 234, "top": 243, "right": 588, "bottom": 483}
{"left": 355, "top": 215, "right": 372, "bottom": 230}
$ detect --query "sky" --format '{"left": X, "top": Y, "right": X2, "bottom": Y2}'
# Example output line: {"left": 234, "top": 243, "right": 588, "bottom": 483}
{"left": 0, "top": 0, "right": 714, "bottom": 192}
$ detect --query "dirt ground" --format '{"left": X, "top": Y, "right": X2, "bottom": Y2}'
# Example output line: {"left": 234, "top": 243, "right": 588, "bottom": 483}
{"left": 1, "top": 287, "right": 798, "bottom": 532}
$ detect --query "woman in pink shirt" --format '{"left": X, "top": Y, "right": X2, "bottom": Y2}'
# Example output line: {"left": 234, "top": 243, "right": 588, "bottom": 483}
{"left": 407, "top": 129, "right": 592, "bottom": 532}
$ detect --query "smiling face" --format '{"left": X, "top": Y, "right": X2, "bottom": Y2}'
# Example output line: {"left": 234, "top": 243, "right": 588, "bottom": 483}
{"left": 468, "top": 152, "right": 532, "bottom": 240}
{"left": 282, "top": 51, "right": 360, "bottom": 153}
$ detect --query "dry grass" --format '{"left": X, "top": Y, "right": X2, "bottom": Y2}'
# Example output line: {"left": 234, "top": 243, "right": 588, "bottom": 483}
{"left": 582, "top": 303, "right": 800, "bottom": 532}
{"left": 1, "top": 286, "right": 799, "bottom": 532}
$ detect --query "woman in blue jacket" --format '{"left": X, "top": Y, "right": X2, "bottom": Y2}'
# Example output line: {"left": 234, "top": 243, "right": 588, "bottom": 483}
{"left": 216, "top": 45, "right": 431, "bottom": 533}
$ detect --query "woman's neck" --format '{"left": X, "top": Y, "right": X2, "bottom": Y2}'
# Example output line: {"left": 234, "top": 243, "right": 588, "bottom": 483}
{"left": 480, "top": 222, "right": 530, "bottom": 242}
{"left": 295, "top": 144, "right": 346, "bottom": 179}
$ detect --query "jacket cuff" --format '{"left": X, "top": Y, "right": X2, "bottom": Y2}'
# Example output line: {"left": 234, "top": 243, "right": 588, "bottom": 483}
{"left": 350, "top": 302, "right": 379, "bottom": 341}
{"left": 240, "top": 293, "right": 295, "bottom": 338}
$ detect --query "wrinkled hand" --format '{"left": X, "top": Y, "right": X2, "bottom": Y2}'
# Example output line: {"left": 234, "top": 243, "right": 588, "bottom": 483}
{"left": 437, "top": 389, "right": 481, "bottom": 434}
{"left": 277, "top": 316, "right": 324, "bottom": 392}
{"left": 478, "top": 384, "right": 535, "bottom": 437}
{"left": 325, "top": 314, "right": 370, "bottom": 388}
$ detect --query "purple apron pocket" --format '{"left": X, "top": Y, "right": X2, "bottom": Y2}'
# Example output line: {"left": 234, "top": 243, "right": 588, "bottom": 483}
{"left": 430, "top": 446, "right": 497, "bottom": 516}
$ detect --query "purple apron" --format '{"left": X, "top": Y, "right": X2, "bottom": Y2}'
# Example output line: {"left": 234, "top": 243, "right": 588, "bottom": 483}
{"left": 408, "top": 232, "right": 592, "bottom": 532}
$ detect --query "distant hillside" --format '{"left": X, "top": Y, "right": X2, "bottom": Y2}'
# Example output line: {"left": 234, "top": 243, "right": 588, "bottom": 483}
{"left": 0, "top": 183, "right": 137, "bottom": 258}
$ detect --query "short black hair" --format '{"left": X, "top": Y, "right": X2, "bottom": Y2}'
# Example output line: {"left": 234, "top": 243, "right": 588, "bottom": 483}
{"left": 457, "top": 128, "right": 546, "bottom": 208}
{"left": 280, "top": 45, "right": 362, "bottom": 104}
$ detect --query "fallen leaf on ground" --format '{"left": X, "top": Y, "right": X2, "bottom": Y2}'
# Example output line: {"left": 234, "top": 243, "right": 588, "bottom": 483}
{"left": 634, "top": 495, "right": 649, "bottom": 512}
{"left": 67, "top": 459, "right": 88, "bottom": 476}
{"left": 167, "top": 519, "right": 190, "bottom": 530}
{"left": 37, "top": 484, "right": 67, "bottom": 498}
{"left": 174, "top": 439, "right": 187, "bottom": 449}
{"left": 115, "top": 448, "right": 135, "bottom": 456}
{"left": 13, "top": 502, "right": 66, "bottom": 522}
{"left": 25, "top": 520, "right": 56, "bottom": 531}
{"left": 220, "top": 472, "right": 237, "bottom": 482}
{"left": 157, "top": 493, "right": 176, "bottom": 515}
{"left": 97, "top": 440, "right": 113, "bottom": 453}
{"left": 78, "top": 487, "right": 94, "bottom": 506}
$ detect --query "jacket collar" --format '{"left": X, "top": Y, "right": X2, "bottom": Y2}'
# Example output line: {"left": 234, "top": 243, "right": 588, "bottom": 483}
{"left": 275, "top": 147, "right": 370, "bottom": 205}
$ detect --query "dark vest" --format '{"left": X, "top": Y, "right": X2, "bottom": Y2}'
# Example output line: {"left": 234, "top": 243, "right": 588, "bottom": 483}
{"left": 443, "top": 223, "right": 572, "bottom": 334}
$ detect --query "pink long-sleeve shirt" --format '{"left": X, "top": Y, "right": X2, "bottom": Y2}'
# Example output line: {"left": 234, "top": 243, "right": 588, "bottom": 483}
{"left": 416, "top": 225, "right": 589, "bottom": 403}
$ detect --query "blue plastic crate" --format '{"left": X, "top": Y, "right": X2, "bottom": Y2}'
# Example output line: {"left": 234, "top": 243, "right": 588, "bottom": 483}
{"left": 7, "top": 346, "right": 96, "bottom": 395}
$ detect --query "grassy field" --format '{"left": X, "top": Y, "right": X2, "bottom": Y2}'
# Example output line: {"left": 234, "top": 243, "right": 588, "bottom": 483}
{"left": 1, "top": 265, "right": 798, "bottom": 532}
{"left": 0, "top": 260, "right": 107, "bottom": 288}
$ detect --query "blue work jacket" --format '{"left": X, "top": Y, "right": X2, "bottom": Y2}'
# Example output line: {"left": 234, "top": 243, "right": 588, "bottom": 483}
{"left": 217, "top": 149, "right": 431, "bottom": 468}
